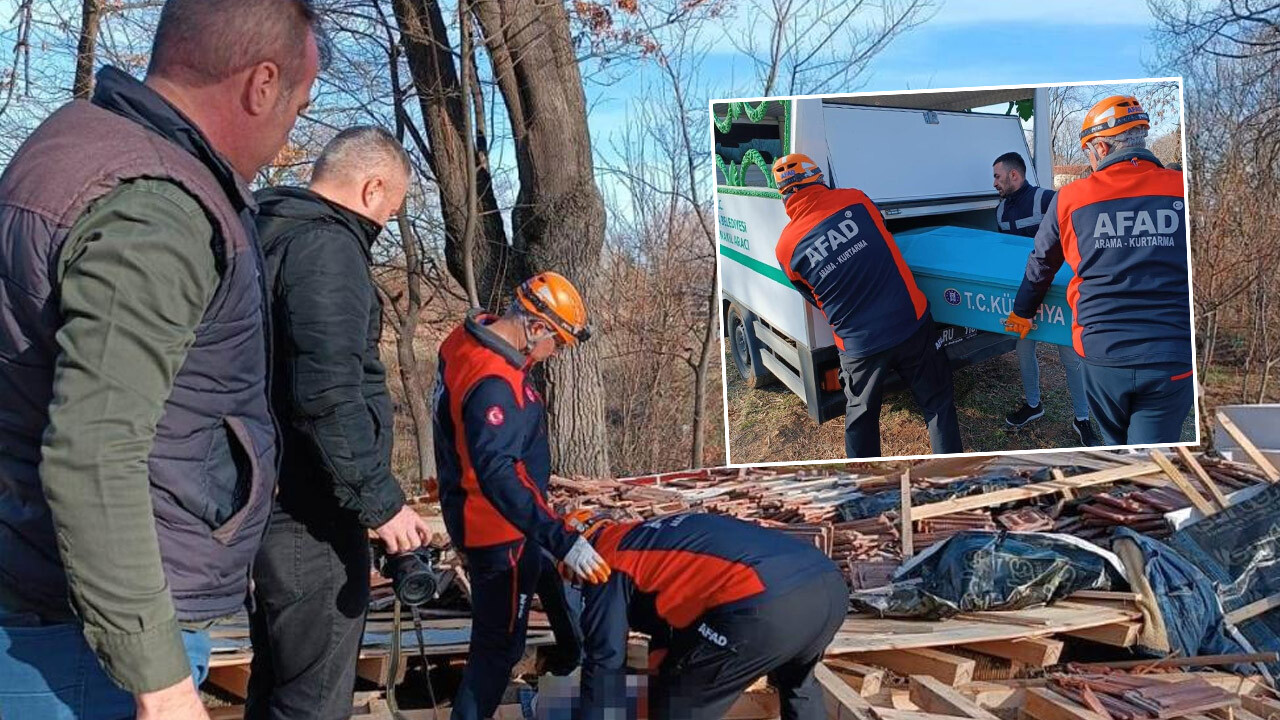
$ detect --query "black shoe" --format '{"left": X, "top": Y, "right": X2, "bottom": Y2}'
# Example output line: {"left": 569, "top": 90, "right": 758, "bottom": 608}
{"left": 1073, "top": 418, "right": 1101, "bottom": 447}
{"left": 1005, "top": 401, "right": 1045, "bottom": 428}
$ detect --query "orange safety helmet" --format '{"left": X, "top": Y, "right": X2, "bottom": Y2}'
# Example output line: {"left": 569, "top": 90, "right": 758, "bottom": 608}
{"left": 771, "top": 153, "right": 825, "bottom": 195}
{"left": 515, "top": 271, "right": 591, "bottom": 346}
{"left": 1079, "top": 95, "right": 1150, "bottom": 149}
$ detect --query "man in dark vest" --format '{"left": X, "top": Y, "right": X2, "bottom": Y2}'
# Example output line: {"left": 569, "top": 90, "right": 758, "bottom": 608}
{"left": 245, "top": 126, "right": 429, "bottom": 720}
{"left": 1005, "top": 95, "right": 1192, "bottom": 445}
{"left": 0, "top": 2, "right": 320, "bottom": 718}
{"left": 771, "top": 153, "right": 962, "bottom": 458}
{"left": 992, "top": 151, "right": 1098, "bottom": 447}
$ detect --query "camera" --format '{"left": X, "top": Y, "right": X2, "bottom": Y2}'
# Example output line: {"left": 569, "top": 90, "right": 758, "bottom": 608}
{"left": 377, "top": 546, "right": 444, "bottom": 607}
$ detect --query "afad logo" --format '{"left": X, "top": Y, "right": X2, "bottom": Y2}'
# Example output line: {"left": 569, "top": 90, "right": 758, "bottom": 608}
{"left": 943, "top": 288, "right": 962, "bottom": 306}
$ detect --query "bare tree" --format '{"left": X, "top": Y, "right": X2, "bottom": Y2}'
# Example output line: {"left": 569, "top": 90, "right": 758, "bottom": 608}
{"left": 731, "top": 0, "right": 936, "bottom": 96}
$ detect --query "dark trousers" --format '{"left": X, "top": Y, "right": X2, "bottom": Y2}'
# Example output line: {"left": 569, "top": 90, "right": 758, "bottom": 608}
{"left": 650, "top": 570, "right": 849, "bottom": 720}
{"left": 246, "top": 508, "right": 370, "bottom": 720}
{"left": 1081, "top": 362, "right": 1195, "bottom": 445}
{"left": 537, "top": 554, "right": 583, "bottom": 675}
{"left": 838, "top": 313, "right": 962, "bottom": 458}
{"left": 452, "top": 540, "right": 542, "bottom": 720}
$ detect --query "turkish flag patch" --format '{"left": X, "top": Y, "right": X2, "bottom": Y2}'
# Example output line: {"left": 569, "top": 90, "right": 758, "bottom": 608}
{"left": 486, "top": 405, "right": 505, "bottom": 426}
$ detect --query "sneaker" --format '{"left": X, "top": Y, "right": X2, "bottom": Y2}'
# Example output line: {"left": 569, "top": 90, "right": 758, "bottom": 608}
{"left": 1005, "top": 401, "right": 1045, "bottom": 428}
{"left": 1073, "top": 418, "right": 1101, "bottom": 447}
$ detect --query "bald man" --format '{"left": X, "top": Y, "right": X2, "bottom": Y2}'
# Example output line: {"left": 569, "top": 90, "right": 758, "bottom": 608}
{"left": 245, "top": 127, "right": 428, "bottom": 720}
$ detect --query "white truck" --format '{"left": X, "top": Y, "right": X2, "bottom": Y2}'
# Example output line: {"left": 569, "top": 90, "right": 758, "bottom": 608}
{"left": 715, "top": 88, "right": 1062, "bottom": 423}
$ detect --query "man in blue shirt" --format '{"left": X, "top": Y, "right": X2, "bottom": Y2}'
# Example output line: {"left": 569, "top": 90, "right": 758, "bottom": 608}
{"left": 992, "top": 152, "right": 1098, "bottom": 446}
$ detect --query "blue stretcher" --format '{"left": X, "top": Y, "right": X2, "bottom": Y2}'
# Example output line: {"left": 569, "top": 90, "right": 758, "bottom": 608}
{"left": 895, "top": 225, "right": 1075, "bottom": 348}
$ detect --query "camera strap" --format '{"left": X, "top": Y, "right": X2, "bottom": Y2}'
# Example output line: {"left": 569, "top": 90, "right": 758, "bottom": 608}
{"left": 387, "top": 598, "right": 443, "bottom": 720}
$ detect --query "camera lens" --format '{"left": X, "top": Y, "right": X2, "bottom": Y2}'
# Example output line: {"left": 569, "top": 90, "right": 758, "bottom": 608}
{"left": 388, "top": 549, "right": 438, "bottom": 607}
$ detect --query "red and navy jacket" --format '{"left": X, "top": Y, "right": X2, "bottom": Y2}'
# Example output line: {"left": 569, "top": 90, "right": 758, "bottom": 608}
{"left": 1013, "top": 149, "right": 1191, "bottom": 368}
{"left": 579, "top": 513, "right": 840, "bottom": 676}
{"left": 431, "top": 311, "right": 577, "bottom": 558}
{"left": 775, "top": 185, "right": 928, "bottom": 358}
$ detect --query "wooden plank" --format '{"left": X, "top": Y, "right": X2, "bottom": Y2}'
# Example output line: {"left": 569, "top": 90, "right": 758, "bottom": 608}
{"left": 205, "top": 663, "right": 251, "bottom": 699}
{"left": 876, "top": 711, "right": 973, "bottom": 720}
{"left": 815, "top": 663, "right": 878, "bottom": 720}
{"left": 911, "top": 463, "right": 1164, "bottom": 520}
{"left": 724, "top": 689, "right": 781, "bottom": 720}
{"left": 1062, "top": 620, "right": 1141, "bottom": 647}
{"left": 846, "top": 649, "right": 975, "bottom": 686}
{"left": 1076, "top": 652, "right": 1278, "bottom": 671}
{"left": 357, "top": 654, "right": 408, "bottom": 687}
{"left": 828, "top": 604, "right": 1141, "bottom": 654}
{"left": 1177, "top": 446, "right": 1231, "bottom": 509}
{"left": 1023, "top": 688, "right": 1107, "bottom": 720}
{"left": 909, "top": 675, "right": 1002, "bottom": 720}
{"left": 961, "top": 682, "right": 1024, "bottom": 712}
{"left": 901, "top": 468, "right": 915, "bottom": 559}
{"left": 1068, "top": 591, "right": 1142, "bottom": 602}
{"left": 962, "top": 637, "right": 1063, "bottom": 666}
{"left": 1051, "top": 469, "right": 1075, "bottom": 500}
{"left": 1152, "top": 449, "right": 1216, "bottom": 515}
{"left": 1226, "top": 593, "right": 1280, "bottom": 625}
{"left": 1239, "top": 694, "right": 1280, "bottom": 720}
{"left": 827, "top": 658, "right": 885, "bottom": 697}
{"left": 1218, "top": 411, "right": 1280, "bottom": 482}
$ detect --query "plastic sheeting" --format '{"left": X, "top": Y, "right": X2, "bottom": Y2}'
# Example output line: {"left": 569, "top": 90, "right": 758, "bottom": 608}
{"left": 1112, "top": 528, "right": 1246, "bottom": 662}
{"left": 1166, "top": 483, "right": 1280, "bottom": 675}
{"left": 848, "top": 531, "right": 1124, "bottom": 619}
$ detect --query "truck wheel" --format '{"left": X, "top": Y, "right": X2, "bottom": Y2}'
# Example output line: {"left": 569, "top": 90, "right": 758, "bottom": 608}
{"left": 727, "top": 303, "right": 775, "bottom": 389}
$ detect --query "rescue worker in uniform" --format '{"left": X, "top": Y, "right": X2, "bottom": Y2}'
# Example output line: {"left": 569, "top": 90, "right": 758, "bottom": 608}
{"left": 772, "top": 153, "right": 962, "bottom": 458}
{"left": 568, "top": 510, "right": 848, "bottom": 720}
{"left": 991, "top": 151, "right": 1098, "bottom": 446}
{"left": 1004, "top": 96, "right": 1192, "bottom": 445}
{"left": 432, "top": 273, "right": 612, "bottom": 720}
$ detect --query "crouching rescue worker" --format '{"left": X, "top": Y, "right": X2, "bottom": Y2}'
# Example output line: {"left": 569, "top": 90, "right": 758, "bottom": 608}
{"left": 568, "top": 510, "right": 849, "bottom": 720}
{"left": 432, "top": 273, "right": 612, "bottom": 720}
{"left": 772, "top": 153, "right": 962, "bottom": 458}
{"left": 1003, "top": 95, "right": 1193, "bottom": 444}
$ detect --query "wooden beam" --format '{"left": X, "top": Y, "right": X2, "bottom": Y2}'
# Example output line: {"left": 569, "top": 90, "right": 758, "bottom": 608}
{"left": 1151, "top": 449, "right": 1216, "bottom": 515}
{"left": 875, "top": 711, "right": 973, "bottom": 720}
{"left": 1238, "top": 693, "right": 1280, "bottom": 720}
{"left": 1024, "top": 688, "right": 1107, "bottom": 720}
{"left": 814, "top": 663, "right": 878, "bottom": 720}
{"left": 1062, "top": 620, "right": 1141, "bottom": 647}
{"left": 827, "top": 658, "right": 885, "bottom": 697}
{"left": 1050, "top": 469, "right": 1075, "bottom": 499}
{"left": 205, "top": 663, "right": 251, "bottom": 699}
{"left": 963, "top": 637, "right": 1063, "bottom": 666}
{"left": 1217, "top": 411, "right": 1280, "bottom": 482}
{"left": 1226, "top": 593, "right": 1280, "bottom": 625}
{"left": 724, "top": 689, "right": 781, "bottom": 720}
{"left": 901, "top": 468, "right": 914, "bottom": 559}
{"left": 911, "top": 463, "right": 1163, "bottom": 520}
{"left": 1176, "top": 446, "right": 1231, "bottom": 509}
{"left": 846, "top": 649, "right": 975, "bottom": 686}
{"left": 909, "top": 675, "right": 1002, "bottom": 720}
{"left": 356, "top": 654, "right": 407, "bottom": 687}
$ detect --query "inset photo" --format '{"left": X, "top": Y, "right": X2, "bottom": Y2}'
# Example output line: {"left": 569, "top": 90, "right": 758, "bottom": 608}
{"left": 714, "top": 79, "right": 1195, "bottom": 463}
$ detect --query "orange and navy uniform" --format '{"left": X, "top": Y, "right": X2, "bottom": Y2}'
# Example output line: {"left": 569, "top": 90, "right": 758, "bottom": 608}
{"left": 1013, "top": 148, "right": 1190, "bottom": 368}
{"left": 431, "top": 310, "right": 577, "bottom": 559}
{"left": 774, "top": 185, "right": 928, "bottom": 357}
{"left": 579, "top": 513, "right": 838, "bottom": 674}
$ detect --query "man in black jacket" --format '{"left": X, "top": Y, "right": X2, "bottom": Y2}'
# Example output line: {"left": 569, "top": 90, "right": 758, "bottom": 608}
{"left": 246, "top": 126, "right": 429, "bottom": 720}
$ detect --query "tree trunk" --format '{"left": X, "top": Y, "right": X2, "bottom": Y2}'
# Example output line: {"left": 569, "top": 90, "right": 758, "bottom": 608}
{"left": 471, "top": 0, "right": 610, "bottom": 476}
{"left": 392, "top": 0, "right": 509, "bottom": 307}
{"left": 73, "top": 0, "right": 103, "bottom": 99}
{"left": 394, "top": 213, "right": 436, "bottom": 484}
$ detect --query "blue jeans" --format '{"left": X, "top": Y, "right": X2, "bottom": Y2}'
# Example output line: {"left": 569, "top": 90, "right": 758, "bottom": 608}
{"left": 1016, "top": 338, "right": 1090, "bottom": 420}
{"left": 0, "top": 620, "right": 210, "bottom": 720}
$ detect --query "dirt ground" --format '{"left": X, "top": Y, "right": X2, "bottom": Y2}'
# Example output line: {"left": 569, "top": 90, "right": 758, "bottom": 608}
{"left": 724, "top": 345, "right": 1197, "bottom": 464}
